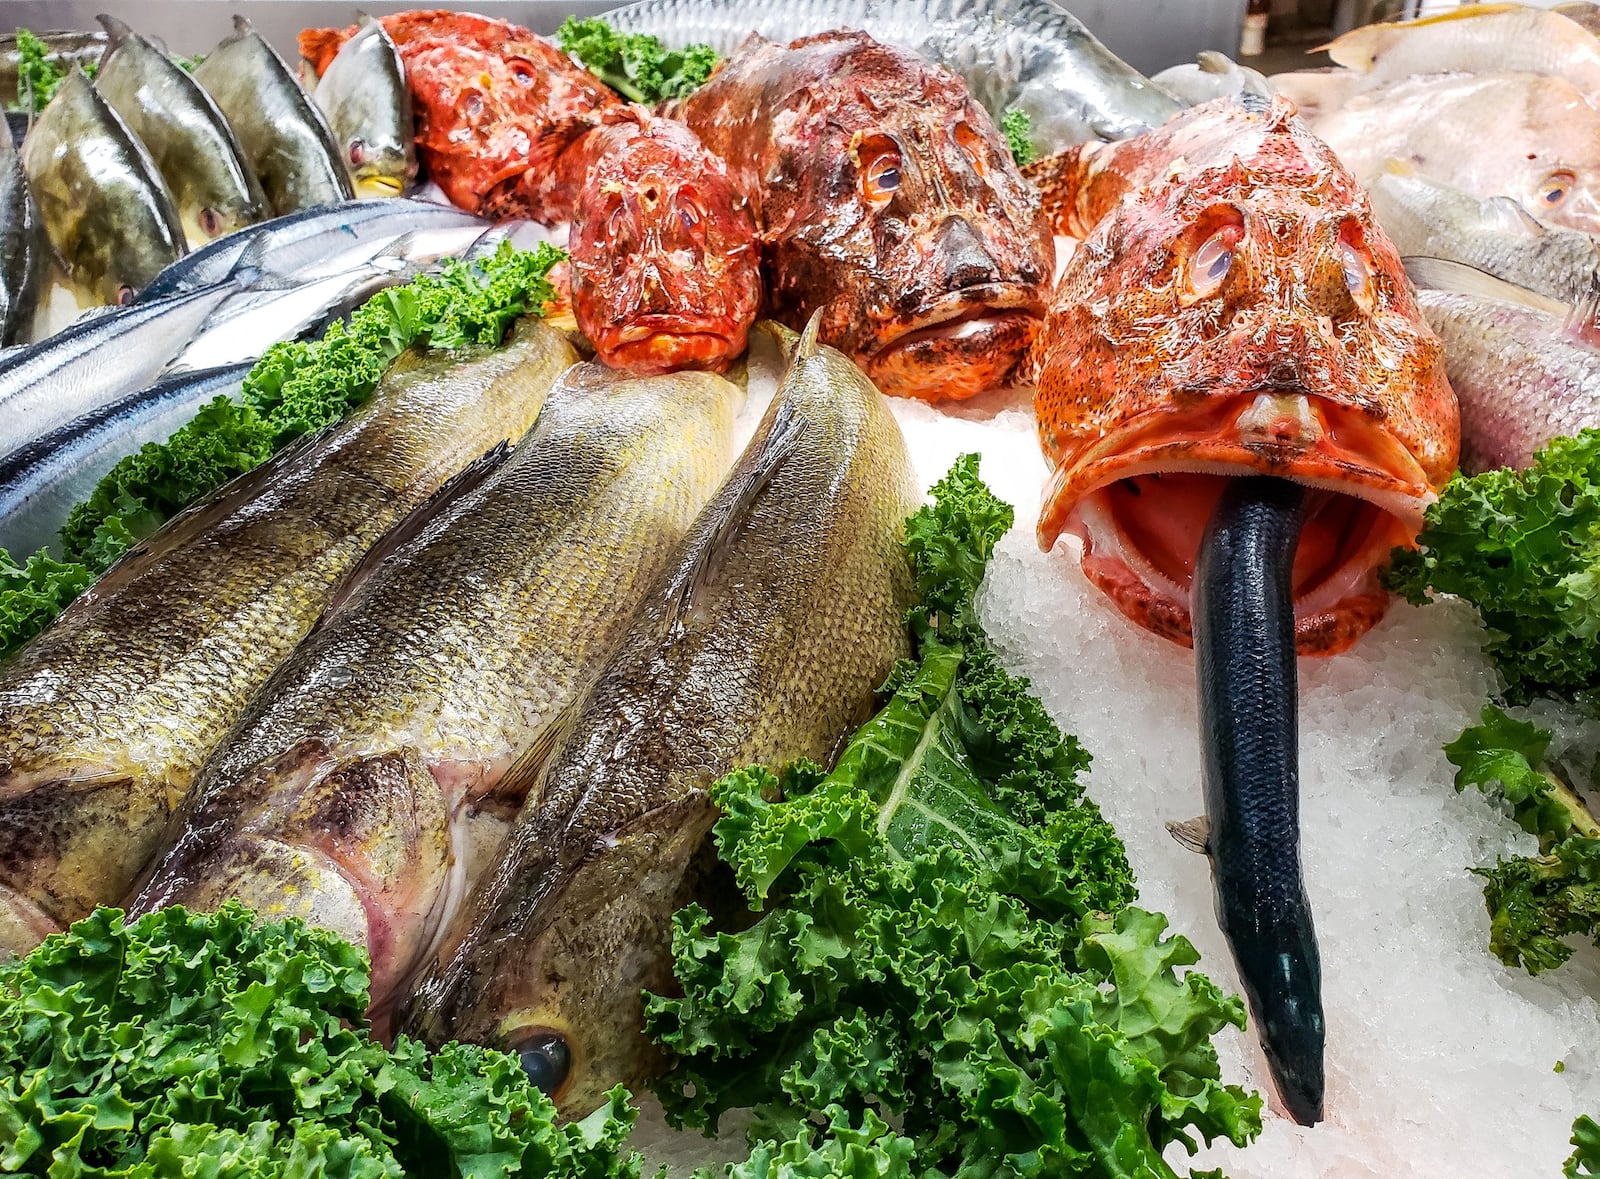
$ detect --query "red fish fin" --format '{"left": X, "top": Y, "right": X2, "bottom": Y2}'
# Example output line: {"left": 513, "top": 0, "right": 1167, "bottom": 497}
{"left": 1023, "top": 144, "right": 1105, "bottom": 239}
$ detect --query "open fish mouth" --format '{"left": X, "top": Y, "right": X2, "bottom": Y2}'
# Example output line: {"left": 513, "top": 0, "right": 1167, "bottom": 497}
{"left": 1037, "top": 391, "right": 1437, "bottom": 655}
{"left": 867, "top": 286, "right": 1046, "bottom": 401}
{"left": 601, "top": 315, "right": 744, "bottom": 373}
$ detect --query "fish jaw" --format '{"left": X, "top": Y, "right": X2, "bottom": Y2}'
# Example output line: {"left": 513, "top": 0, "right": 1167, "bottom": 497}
{"left": 1038, "top": 394, "right": 1439, "bottom": 655}
{"left": 594, "top": 318, "right": 750, "bottom": 375}
{"left": 354, "top": 170, "right": 408, "bottom": 199}
{"left": 862, "top": 288, "right": 1044, "bottom": 401}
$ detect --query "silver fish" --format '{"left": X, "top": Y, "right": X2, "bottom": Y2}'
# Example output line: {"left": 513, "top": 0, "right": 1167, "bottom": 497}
{"left": 192, "top": 17, "right": 353, "bottom": 216}
{"left": 137, "top": 198, "right": 486, "bottom": 302}
{"left": 1368, "top": 164, "right": 1600, "bottom": 310}
{"left": 93, "top": 15, "right": 267, "bottom": 248}
{"left": 600, "top": 0, "right": 1181, "bottom": 151}
{"left": 310, "top": 16, "right": 415, "bottom": 199}
{"left": 0, "top": 363, "right": 250, "bottom": 559}
{"left": 0, "top": 265, "right": 250, "bottom": 460}
{"left": 1153, "top": 50, "right": 1272, "bottom": 106}
{"left": 0, "top": 122, "right": 45, "bottom": 345}
{"left": 19, "top": 66, "right": 185, "bottom": 307}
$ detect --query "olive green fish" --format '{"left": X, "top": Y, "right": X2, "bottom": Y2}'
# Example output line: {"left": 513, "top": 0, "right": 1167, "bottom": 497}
{"left": 132, "top": 363, "right": 741, "bottom": 1030}
{"left": 19, "top": 65, "right": 184, "bottom": 307}
{"left": 0, "top": 320, "right": 575, "bottom": 958}
{"left": 192, "top": 16, "right": 353, "bottom": 216}
{"left": 94, "top": 15, "right": 266, "bottom": 248}
{"left": 310, "top": 16, "right": 416, "bottom": 199}
{"left": 401, "top": 317, "right": 918, "bottom": 1117}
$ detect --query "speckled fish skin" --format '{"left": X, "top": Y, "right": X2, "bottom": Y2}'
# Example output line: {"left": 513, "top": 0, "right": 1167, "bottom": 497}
{"left": 401, "top": 320, "right": 917, "bottom": 1117}
{"left": 565, "top": 107, "right": 760, "bottom": 375}
{"left": 1308, "top": 72, "right": 1600, "bottom": 235}
{"left": 672, "top": 30, "right": 1053, "bottom": 401}
{"left": 1029, "top": 93, "right": 1458, "bottom": 656}
{"left": 601, "top": 0, "right": 1181, "bottom": 152}
{"left": 1366, "top": 166, "right": 1600, "bottom": 309}
{"left": 131, "top": 362, "right": 740, "bottom": 1027}
{"left": 93, "top": 16, "right": 266, "bottom": 249}
{"left": 1415, "top": 289, "right": 1600, "bottom": 473}
{"left": 309, "top": 17, "right": 416, "bottom": 199}
{"left": 193, "top": 17, "right": 353, "bottom": 216}
{"left": 1324, "top": 5, "right": 1600, "bottom": 96}
{"left": 19, "top": 66, "right": 184, "bottom": 307}
{"left": 0, "top": 122, "right": 45, "bottom": 344}
{"left": 0, "top": 320, "right": 575, "bottom": 958}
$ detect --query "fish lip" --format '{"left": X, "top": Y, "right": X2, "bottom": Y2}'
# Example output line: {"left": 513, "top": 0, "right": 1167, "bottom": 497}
{"left": 871, "top": 285, "right": 1045, "bottom": 355}
{"left": 611, "top": 315, "right": 736, "bottom": 346}
{"left": 355, "top": 174, "right": 407, "bottom": 198}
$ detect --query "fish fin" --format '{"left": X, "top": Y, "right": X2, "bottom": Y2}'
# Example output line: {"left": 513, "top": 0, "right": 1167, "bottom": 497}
{"left": 664, "top": 398, "right": 807, "bottom": 630}
{"left": 1195, "top": 50, "right": 1234, "bottom": 75}
{"left": 1565, "top": 272, "right": 1600, "bottom": 348}
{"left": 1023, "top": 145, "right": 1100, "bottom": 238}
{"left": 309, "top": 441, "right": 513, "bottom": 632}
{"left": 488, "top": 700, "right": 582, "bottom": 815}
{"left": 232, "top": 14, "right": 255, "bottom": 36}
{"left": 796, "top": 307, "right": 823, "bottom": 359}
{"left": 1166, "top": 816, "right": 1211, "bottom": 855}
{"left": 1401, "top": 256, "right": 1571, "bottom": 316}
{"left": 96, "top": 13, "right": 134, "bottom": 54}
{"left": 1316, "top": 27, "right": 1375, "bottom": 70}
{"left": 755, "top": 318, "right": 801, "bottom": 361}
{"left": 1478, "top": 196, "right": 1549, "bottom": 240}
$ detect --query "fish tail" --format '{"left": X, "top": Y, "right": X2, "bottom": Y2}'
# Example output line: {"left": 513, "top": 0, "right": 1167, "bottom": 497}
{"left": 1193, "top": 475, "right": 1326, "bottom": 1127}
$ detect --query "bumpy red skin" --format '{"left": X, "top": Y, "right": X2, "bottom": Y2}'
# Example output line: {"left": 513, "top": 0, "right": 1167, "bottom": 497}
{"left": 562, "top": 109, "right": 761, "bottom": 375}
{"left": 300, "top": 12, "right": 619, "bottom": 223}
{"left": 1028, "top": 95, "right": 1460, "bottom": 655}
{"left": 671, "top": 30, "right": 1054, "bottom": 402}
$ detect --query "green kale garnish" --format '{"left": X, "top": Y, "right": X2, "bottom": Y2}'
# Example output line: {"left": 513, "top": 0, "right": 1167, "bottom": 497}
{"left": 0, "top": 241, "right": 564, "bottom": 659}
{"left": 10, "top": 29, "right": 73, "bottom": 113}
{"left": 1570, "top": 1115, "right": 1600, "bottom": 1177}
{"left": 646, "top": 456, "right": 1259, "bottom": 1179}
{"left": 1001, "top": 107, "right": 1036, "bottom": 167}
{"left": 556, "top": 17, "right": 718, "bottom": 104}
{"left": 0, "top": 903, "right": 640, "bottom": 1177}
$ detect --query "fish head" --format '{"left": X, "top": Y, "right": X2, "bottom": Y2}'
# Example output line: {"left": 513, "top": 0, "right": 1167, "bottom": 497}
{"left": 323, "top": 18, "right": 418, "bottom": 199}
{"left": 570, "top": 114, "right": 761, "bottom": 375}
{"left": 404, "top": 792, "right": 718, "bottom": 1118}
{"left": 759, "top": 32, "right": 1054, "bottom": 400}
{"left": 1033, "top": 96, "right": 1459, "bottom": 655}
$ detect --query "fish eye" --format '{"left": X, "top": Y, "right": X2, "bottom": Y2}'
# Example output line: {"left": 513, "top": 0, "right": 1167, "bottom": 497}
{"left": 1189, "top": 231, "right": 1234, "bottom": 297}
{"left": 465, "top": 92, "right": 485, "bottom": 119}
{"left": 115, "top": 285, "right": 136, "bottom": 306}
{"left": 855, "top": 134, "right": 902, "bottom": 211}
{"left": 676, "top": 192, "right": 702, "bottom": 232}
{"left": 954, "top": 121, "right": 988, "bottom": 178}
{"left": 348, "top": 138, "right": 366, "bottom": 167}
{"left": 507, "top": 56, "right": 537, "bottom": 87}
{"left": 516, "top": 1033, "right": 571, "bottom": 1096}
{"left": 1338, "top": 240, "right": 1370, "bottom": 300}
{"left": 199, "top": 207, "right": 222, "bottom": 237}
{"left": 1178, "top": 206, "right": 1243, "bottom": 305}
{"left": 1540, "top": 170, "right": 1576, "bottom": 207}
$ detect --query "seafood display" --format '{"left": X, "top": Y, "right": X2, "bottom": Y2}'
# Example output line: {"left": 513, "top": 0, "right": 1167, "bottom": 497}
{"left": 0, "top": 320, "right": 573, "bottom": 956}
{"left": 403, "top": 318, "right": 917, "bottom": 1114}
{"left": 675, "top": 30, "right": 1053, "bottom": 400}
{"left": 563, "top": 108, "right": 759, "bottom": 374}
{"left": 2, "top": 4, "right": 1600, "bottom": 1178}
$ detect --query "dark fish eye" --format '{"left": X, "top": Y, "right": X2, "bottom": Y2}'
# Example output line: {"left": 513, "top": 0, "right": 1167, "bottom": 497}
{"left": 516, "top": 1033, "right": 571, "bottom": 1095}
{"left": 1541, "top": 170, "right": 1575, "bottom": 207}
{"left": 199, "top": 207, "right": 222, "bottom": 237}
{"left": 116, "top": 285, "right": 136, "bottom": 306}
{"left": 676, "top": 192, "right": 702, "bottom": 231}
{"left": 857, "top": 134, "right": 902, "bottom": 211}
{"left": 465, "top": 93, "right": 485, "bottom": 118}
{"left": 348, "top": 138, "right": 366, "bottom": 167}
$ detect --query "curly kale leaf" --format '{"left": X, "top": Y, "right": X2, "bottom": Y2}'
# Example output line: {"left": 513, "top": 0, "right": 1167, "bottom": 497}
{"left": 1569, "top": 1115, "right": 1600, "bottom": 1177}
{"left": 0, "top": 904, "right": 640, "bottom": 1177}
{"left": 1001, "top": 108, "right": 1036, "bottom": 167}
{"left": 557, "top": 18, "right": 718, "bottom": 104}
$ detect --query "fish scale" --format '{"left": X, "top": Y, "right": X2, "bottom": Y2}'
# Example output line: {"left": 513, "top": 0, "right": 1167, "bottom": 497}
{"left": 402, "top": 319, "right": 918, "bottom": 1118}
{"left": 132, "top": 360, "right": 740, "bottom": 1026}
{"left": 0, "top": 320, "right": 575, "bottom": 959}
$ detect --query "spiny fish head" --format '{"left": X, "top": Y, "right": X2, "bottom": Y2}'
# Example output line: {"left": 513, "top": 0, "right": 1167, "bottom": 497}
{"left": 570, "top": 115, "right": 761, "bottom": 375}
{"left": 1033, "top": 96, "right": 1459, "bottom": 654}
{"left": 757, "top": 31, "right": 1054, "bottom": 400}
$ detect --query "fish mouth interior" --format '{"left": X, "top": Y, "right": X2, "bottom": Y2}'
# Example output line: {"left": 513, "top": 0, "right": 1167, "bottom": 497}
{"left": 1042, "top": 393, "right": 1435, "bottom": 655}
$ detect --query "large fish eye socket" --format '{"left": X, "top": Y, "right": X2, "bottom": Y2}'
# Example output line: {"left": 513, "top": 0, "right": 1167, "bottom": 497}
{"left": 348, "top": 138, "right": 366, "bottom": 167}
{"left": 115, "top": 285, "right": 136, "bottom": 306}
{"left": 1338, "top": 240, "right": 1370, "bottom": 298}
{"left": 1541, "top": 170, "right": 1576, "bottom": 207}
{"left": 516, "top": 1033, "right": 571, "bottom": 1095}
{"left": 199, "top": 207, "right": 222, "bottom": 237}
{"left": 1188, "top": 229, "right": 1234, "bottom": 297}
{"left": 676, "top": 192, "right": 703, "bottom": 233}
{"left": 857, "top": 135, "right": 902, "bottom": 211}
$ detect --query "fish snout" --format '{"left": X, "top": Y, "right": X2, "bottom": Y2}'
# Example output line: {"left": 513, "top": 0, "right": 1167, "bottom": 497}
{"left": 933, "top": 215, "right": 1002, "bottom": 291}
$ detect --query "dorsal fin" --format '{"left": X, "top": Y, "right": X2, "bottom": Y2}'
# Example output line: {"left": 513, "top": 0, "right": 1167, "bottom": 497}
{"left": 96, "top": 13, "right": 134, "bottom": 54}
{"left": 489, "top": 697, "right": 583, "bottom": 817}
{"left": 307, "top": 440, "right": 514, "bottom": 632}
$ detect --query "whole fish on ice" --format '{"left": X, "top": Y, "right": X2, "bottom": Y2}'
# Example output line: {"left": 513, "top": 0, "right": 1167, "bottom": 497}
{"left": 563, "top": 107, "right": 760, "bottom": 374}
{"left": 0, "top": 320, "right": 574, "bottom": 957}
{"left": 134, "top": 361, "right": 740, "bottom": 1029}
{"left": 1028, "top": 91, "right": 1460, "bottom": 1125}
{"left": 402, "top": 317, "right": 917, "bottom": 1115}
{"left": 305, "top": 15, "right": 417, "bottom": 198}
{"left": 600, "top": 0, "right": 1181, "bottom": 152}
{"left": 671, "top": 29, "right": 1053, "bottom": 400}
